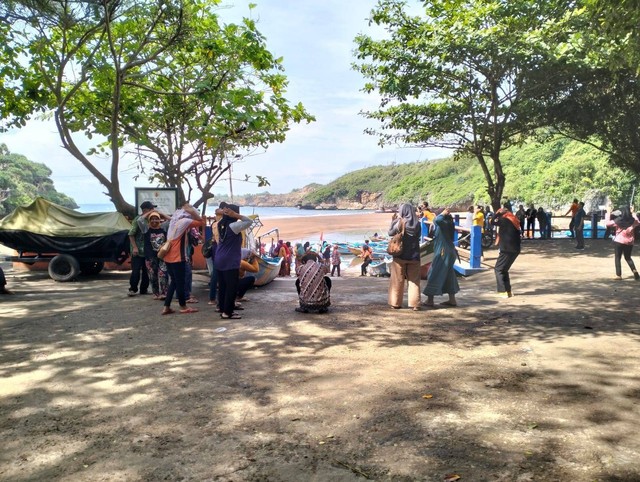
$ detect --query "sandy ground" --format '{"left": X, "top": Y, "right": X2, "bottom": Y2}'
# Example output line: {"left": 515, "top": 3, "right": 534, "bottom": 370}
{"left": 1, "top": 222, "right": 639, "bottom": 481}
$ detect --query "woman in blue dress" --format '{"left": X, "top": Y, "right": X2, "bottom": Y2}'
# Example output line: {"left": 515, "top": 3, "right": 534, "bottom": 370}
{"left": 423, "top": 208, "right": 459, "bottom": 307}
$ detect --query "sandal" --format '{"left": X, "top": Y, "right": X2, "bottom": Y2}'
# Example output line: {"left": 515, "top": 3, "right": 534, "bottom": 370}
{"left": 186, "top": 297, "right": 199, "bottom": 304}
{"left": 179, "top": 307, "right": 199, "bottom": 314}
{"left": 162, "top": 308, "right": 175, "bottom": 315}
{"left": 220, "top": 313, "right": 242, "bottom": 319}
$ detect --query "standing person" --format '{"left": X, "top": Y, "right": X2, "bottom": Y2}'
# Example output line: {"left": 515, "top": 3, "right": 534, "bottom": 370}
{"left": 127, "top": 200, "right": 155, "bottom": 296}
{"left": 360, "top": 240, "right": 373, "bottom": 276}
{"left": 207, "top": 215, "right": 220, "bottom": 306}
{"left": 536, "top": 207, "right": 549, "bottom": 240}
{"left": 492, "top": 206, "right": 522, "bottom": 298}
{"left": 322, "top": 242, "right": 331, "bottom": 268}
{"left": 472, "top": 205, "right": 485, "bottom": 257}
{"left": 606, "top": 206, "right": 640, "bottom": 280}
{"left": 564, "top": 198, "right": 579, "bottom": 238}
{"left": 525, "top": 204, "right": 537, "bottom": 239}
{"left": 141, "top": 211, "right": 169, "bottom": 300}
{"left": 574, "top": 201, "right": 586, "bottom": 250}
{"left": 184, "top": 227, "right": 201, "bottom": 304}
{"left": 515, "top": 204, "right": 526, "bottom": 238}
{"left": 387, "top": 203, "right": 422, "bottom": 311}
{"left": 423, "top": 208, "right": 459, "bottom": 307}
{"left": 295, "top": 252, "right": 331, "bottom": 313}
{"left": 277, "top": 240, "right": 290, "bottom": 277}
{"left": 214, "top": 202, "right": 252, "bottom": 320}
{"left": 162, "top": 204, "right": 205, "bottom": 315}
{"left": 330, "top": 245, "right": 342, "bottom": 277}
{"left": 0, "top": 266, "right": 12, "bottom": 294}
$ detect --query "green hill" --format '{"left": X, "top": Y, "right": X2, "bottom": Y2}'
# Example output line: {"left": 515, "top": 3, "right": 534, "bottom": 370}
{"left": 298, "top": 137, "right": 639, "bottom": 212}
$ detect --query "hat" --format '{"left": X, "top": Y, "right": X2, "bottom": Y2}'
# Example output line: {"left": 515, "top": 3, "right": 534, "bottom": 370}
{"left": 149, "top": 212, "right": 161, "bottom": 220}
{"left": 219, "top": 201, "right": 240, "bottom": 214}
{"left": 140, "top": 201, "right": 157, "bottom": 210}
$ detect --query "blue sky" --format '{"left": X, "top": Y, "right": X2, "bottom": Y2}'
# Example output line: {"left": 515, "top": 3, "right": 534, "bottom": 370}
{"left": 1, "top": 0, "right": 446, "bottom": 205}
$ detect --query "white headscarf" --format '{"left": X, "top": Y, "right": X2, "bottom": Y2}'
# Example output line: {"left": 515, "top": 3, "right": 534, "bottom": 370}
{"left": 166, "top": 209, "right": 194, "bottom": 241}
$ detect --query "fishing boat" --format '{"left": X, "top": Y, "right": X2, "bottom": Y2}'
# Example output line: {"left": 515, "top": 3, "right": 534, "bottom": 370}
{"left": 419, "top": 239, "right": 435, "bottom": 280}
{"left": 253, "top": 256, "right": 284, "bottom": 286}
{"left": 368, "top": 257, "right": 390, "bottom": 277}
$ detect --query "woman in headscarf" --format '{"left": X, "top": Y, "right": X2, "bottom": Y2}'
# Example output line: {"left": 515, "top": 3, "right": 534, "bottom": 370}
{"left": 162, "top": 204, "right": 205, "bottom": 315}
{"left": 423, "top": 207, "right": 459, "bottom": 307}
{"left": 606, "top": 206, "right": 640, "bottom": 280}
{"left": 214, "top": 202, "right": 252, "bottom": 319}
{"left": 387, "top": 203, "right": 422, "bottom": 310}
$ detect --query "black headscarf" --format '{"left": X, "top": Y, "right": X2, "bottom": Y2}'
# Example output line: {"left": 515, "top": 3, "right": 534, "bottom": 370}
{"left": 217, "top": 202, "right": 241, "bottom": 242}
{"left": 614, "top": 206, "right": 635, "bottom": 230}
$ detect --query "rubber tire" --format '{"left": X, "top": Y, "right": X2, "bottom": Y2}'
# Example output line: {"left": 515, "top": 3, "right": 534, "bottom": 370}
{"left": 80, "top": 261, "right": 104, "bottom": 276}
{"left": 48, "top": 254, "right": 81, "bottom": 282}
{"left": 481, "top": 233, "right": 493, "bottom": 249}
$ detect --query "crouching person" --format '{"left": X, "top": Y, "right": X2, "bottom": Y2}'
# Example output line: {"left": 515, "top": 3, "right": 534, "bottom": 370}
{"left": 295, "top": 252, "right": 331, "bottom": 313}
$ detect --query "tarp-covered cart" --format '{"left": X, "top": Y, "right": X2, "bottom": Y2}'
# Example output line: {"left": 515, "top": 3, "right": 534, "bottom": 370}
{"left": 0, "top": 197, "right": 131, "bottom": 281}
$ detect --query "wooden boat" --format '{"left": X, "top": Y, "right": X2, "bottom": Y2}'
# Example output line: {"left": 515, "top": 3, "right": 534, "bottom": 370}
{"left": 253, "top": 256, "right": 284, "bottom": 286}
{"left": 368, "top": 258, "right": 390, "bottom": 277}
{"left": 419, "top": 239, "right": 435, "bottom": 280}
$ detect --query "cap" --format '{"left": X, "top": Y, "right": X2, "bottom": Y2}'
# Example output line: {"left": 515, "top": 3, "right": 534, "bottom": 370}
{"left": 140, "top": 201, "right": 157, "bottom": 210}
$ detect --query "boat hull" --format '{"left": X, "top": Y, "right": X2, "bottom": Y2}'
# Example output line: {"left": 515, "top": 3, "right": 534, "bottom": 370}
{"left": 253, "top": 256, "right": 283, "bottom": 286}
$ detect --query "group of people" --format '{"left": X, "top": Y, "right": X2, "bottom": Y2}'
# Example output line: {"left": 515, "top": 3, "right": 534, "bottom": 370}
{"left": 387, "top": 201, "right": 524, "bottom": 309}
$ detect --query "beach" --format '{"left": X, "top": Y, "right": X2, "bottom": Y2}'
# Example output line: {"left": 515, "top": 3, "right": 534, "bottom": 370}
{"left": 258, "top": 212, "right": 395, "bottom": 243}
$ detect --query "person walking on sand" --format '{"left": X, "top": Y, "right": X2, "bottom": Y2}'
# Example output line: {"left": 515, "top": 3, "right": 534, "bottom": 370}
{"left": 564, "top": 198, "right": 579, "bottom": 238}
{"left": 574, "top": 201, "right": 586, "bottom": 250}
{"left": 162, "top": 204, "right": 205, "bottom": 315}
{"left": 330, "top": 245, "right": 342, "bottom": 277}
{"left": 423, "top": 208, "right": 459, "bottom": 307}
{"left": 492, "top": 205, "right": 521, "bottom": 298}
{"left": 387, "top": 203, "right": 422, "bottom": 311}
{"left": 360, "top": 240, "right": 373, "bottom": 276}
{"left": 606, "top": 206, "right": 640, "bottom": 280}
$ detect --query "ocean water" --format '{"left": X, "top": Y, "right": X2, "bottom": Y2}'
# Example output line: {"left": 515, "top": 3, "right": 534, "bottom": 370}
{"left": 77, "top": 203, "right": 376, "bottom": 219}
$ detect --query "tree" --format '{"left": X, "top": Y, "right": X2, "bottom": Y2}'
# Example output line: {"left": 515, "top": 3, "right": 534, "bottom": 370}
{"left": 1, "top": 1, "right": 312, "bottom": 217}
{"left": 353, "top": 0, "right": 574, "bottom": 210}
{"left": 0, "top": 144, "right": 77, "bottom": 216}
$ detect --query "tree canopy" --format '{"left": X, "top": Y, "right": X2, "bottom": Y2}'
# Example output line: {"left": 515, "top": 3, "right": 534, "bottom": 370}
{"left": 0, "top": 144, "right": 77, "bottom": 217}
{"left": 0, "top": 0, "right": 313, "bottom": 217}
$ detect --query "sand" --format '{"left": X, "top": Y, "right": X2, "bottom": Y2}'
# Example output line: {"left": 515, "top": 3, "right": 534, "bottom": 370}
{"left": 257, "top": 212, "right": 395, "bottom": 243}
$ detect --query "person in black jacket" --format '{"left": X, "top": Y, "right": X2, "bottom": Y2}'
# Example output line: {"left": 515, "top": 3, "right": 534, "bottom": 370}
{"left": 492, "top": 206, "right": 522, "bottom": 298}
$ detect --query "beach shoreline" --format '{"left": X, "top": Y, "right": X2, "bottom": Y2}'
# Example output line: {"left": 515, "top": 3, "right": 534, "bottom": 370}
{"left": 257, "top": 212, "right": 395, "bottom": 244}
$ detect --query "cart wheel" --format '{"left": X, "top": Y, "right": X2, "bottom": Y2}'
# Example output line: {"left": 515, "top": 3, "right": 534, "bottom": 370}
{"left": 80, "top": 261, "right": 104, "bottom": 276}
{"left": 48, "top": 254, "right": 80, "bottom": 282}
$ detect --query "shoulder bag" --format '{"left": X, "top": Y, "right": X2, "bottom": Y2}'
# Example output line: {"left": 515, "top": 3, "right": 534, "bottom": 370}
{"left": 386, "top": 219, "right": 405, "bottom": 256}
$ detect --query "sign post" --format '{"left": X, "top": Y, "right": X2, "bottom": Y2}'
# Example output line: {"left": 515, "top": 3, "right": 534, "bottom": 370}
{"left": 134, "top": 188, "right": 179, "bottom": 215}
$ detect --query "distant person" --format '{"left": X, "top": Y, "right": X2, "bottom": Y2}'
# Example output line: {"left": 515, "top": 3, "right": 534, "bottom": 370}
{"left": 502, "top": 198, "right": 513, "bottom": 212}
{"left": 127, "top": 200, "right": 155, "bottom": 296}
{"left": 515, "top": 204, "right": 526, "bottom": 238}
{"left": 606, "top": 206, "right": 640, "bottom": 280}
{"left": 330, "top": 245, "right": 342, "bottom": 277}
{"left": 295, "top": 252, "right": 331, "bottom": 313}
{"left": 525, "top": 204, "right": 537, "bottom": 239}
{"left": 564, "top": 198, "right": 579, "bottom": 238}
{"left": 0, "top": 266, "right": 13, "bottom": 294}
{"left": 322, "top": 242, "right": 331, "bottom": 267}
{"left": 387, "top": 203, "right": 421, "bottom": 311}
{"left": 483, "top": 205, "right": 494, "bottom": 232}
{"left": 574, "top": 201, "right": 586, "bottom": 250}
{"left": 423, "top": 208, "right": 459, "bottom": 307}
{"left": 492, "top": 206, "right": 521, "bottom": 298}
{"left": 472, "top": 205, "right": 485, "bottom": 256}
{"left": 536, "top": 207, "right": 549, "bottom": 239}
{"left": 360, "top": 240, "right": 373, "bottom": 276}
